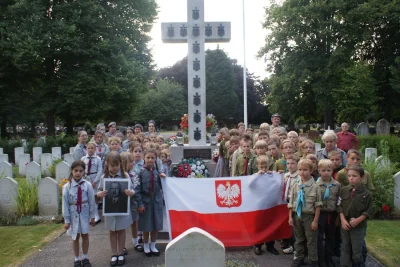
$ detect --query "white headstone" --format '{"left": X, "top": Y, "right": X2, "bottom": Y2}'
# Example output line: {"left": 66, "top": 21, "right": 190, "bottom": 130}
{"left": 0, "top": 161, "right": 12, "bottom": 178}
{"left": 375, "top": 155, "right": 390, "bottom": 169}
{"left": 0, "top": 154, "right": 9, "bottom": 163}
{"left": 56, "top": 161, "right": 70, "bottom": 182}
{"left": 26, "top": 161, "right": 41, "bottom": 184}
{"left": 52, "top": 147, "right": 62, "bottom": 160}
{"left": 14, "top": 147, "right": 24, "bottom": 166}
{"left": 41, "top": 153, "right": 53, "bottom": 176}
{"left": 63, "top": 153, "right": 74, "bottom": 166}
{"left": 0, "top": 147, "right": 3, "bottom": 154}
{"left": 394, "top": 171, "right": 400, "bottom": 210}
{"left": 22, "top": 139, "right": 27, "bottom": 149}
{"left": 38, "top": 177, "right": 59, "bottom": 216}
{"left": 18, "top": 154, "right": 31, "bottom": 176}
{"left": 314, "top": 143, "right": 321, "bottom": 151}
{"left": 365, "top": 148, "right": 377, "bottom": 163}
{"left": 33, "top": 147, "right": 43, "bottom": 163}
{"left": 357, "top": 122, "right": 369, "bottom": 136}
{"left": 0, "top": 177, "right": 18, "bottom": 216}
{"left": 70, "top": 147, "right": 75, "bottom": 154}
{"left": 376, "top": 119, "right": 390, "bottom": 135}
{"left": 165, "top": 227, "right": 225, "bottom": 267}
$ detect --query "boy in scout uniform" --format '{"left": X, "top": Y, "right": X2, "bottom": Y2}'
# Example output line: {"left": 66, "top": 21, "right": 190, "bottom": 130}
{"left": 234, "top": 138, "right": 255, "bottom": 176}
{"left": 288, "top": 159, "right": 322, "bottom": 267}
{"left": 338, "top": 165, "right": 372, "bottom": 267}
{"left": 316, "top": 160, "right": 341, "bottom": 267}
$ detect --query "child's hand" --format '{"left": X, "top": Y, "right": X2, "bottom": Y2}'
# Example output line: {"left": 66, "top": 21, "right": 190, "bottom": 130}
{"left": 341, "top": 219, "right": 351, "bottom": 231}
{"left": 278, "top": 170, "right": 285, "bottom": 174}
{"left": 138, "top": 206, "right": 145, "bottom": 214}
{"left": 257, "top": 170, "right": 265, "bottom": 175}
{"left": 349, "top": 218, "right": 359, "bottom": 228}
{"left": 64, "top": 223, "right": 70, "bottom": 231}
{"left": 311, "top": 220, "right": 318, "bottom": 231}
{"left": 97, "top": 190, "right": 107, "bottom": 198}
{"left": 90, "top": 218, "right": 95, "bottom": 227}
{"left": 160, "top": 173, "right": 167, "bottom": 178}
{"left": 288, "top": 218, "right": 293, "bottom": 226}
{"left": 124, "top": 189, "right": 134, "bottom": 197}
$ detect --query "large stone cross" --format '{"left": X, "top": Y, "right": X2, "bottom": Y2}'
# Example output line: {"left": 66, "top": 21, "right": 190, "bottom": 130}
{"left": 162, "top": 0, "right": 231, "bottom": 146}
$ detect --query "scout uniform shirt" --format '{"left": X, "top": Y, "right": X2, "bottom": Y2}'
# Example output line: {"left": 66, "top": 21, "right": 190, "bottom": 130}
{"left": 283, "top": 171, "right": 299, "bottom": 202}
{"left": 316, "top": 177, "right": 341, "bottom": 212}
{"left": 273, "top": 156, "right": 288, "bottom": 172}
{"left": 81, "top": 154, "right": 103, "bottom": 185}
{"left": 337, "top": 184, "right": 372, "bottom": 228}
{"left": 235, "top": 151, "right": 255, "bottom": 176}
{"left": 95, "top": 142, "right": 108, "bottom": 160}
{"left": 247, "top": 153, "right": 268, "bottom": 175}
{"left": 288, "top": 178, "right": 322, "bottom": 215}
{"left": 337, "top": 167, "right": 375, "bottom": 191}
{"left": 73, "top": 143, "right": 87, "bottom": 161}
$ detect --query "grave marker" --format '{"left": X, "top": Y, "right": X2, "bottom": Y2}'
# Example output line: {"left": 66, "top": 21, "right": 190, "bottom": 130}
{"left": 69, "top": 147, "right": 75, "bottom": 154}
{"left": 376, "top": 119, "right": 390, "bottom": 135}
{"left": 0, "top": 177, "right": 18, "bottom": 216}
{"left": 41, "top": 153, "right": 53, "bottom": 176}
{"left": 314, "top": 143, "right": 322, "bottom": 151}
{"left": 375, "top": 155, "right": 390, "bottom": 169}
{"left": 0, "top": 147, "right": 3, "bottom": 154}
{"left": 56, "top": 161, "right": 70, "bottom": 182}
{"left": 165, "top": 227, "right": 225, "bottom": 267}
{"left": 26, "top": 161, "right": 41, "bottom": 184}
{"left": 63, "top": 153, "right": 74, "bottom": 166}
{"left": 365, "top": 148, "right": 377, "bottom": 163}
{"left": 33, "top": 147, "right": 43, "bottom": 163}
{"left": 52, "top": 147, "right": 62, "bottom": 160}
{"left": 14, "top": 147, "right": 24, "bottom": 166}
{"left": 18, "top": 154, "right": 31, "bottom": 176}
{"left": 38, "top": 177, "right": 59, "bottom": 216}
{"left": 0, "top": 161, "right": 13, "bottom": 178}
{"left": 0, "top": 154, "right": 9, "bottom": 163}
{"left": 394, "top": 171, "right": 400, "bottom": 210}
{"left": 357, "top": 122, "right": 369, "bottom": 136}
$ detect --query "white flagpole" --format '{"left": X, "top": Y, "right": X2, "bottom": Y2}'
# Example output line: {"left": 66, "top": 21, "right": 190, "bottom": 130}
{"left": 242, "top": 0, "right": 248, "bottom": 128}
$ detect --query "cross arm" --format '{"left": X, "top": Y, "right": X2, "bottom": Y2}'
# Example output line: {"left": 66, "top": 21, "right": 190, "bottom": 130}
{"left": 161, "top": 22, "right": 231, "bottom": 43}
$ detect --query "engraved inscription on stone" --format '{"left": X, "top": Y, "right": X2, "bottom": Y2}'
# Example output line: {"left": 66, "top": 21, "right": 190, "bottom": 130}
{"left": 193, "top": 58, "right": 200, "bottom": 71}
{"left": 193, "top": 75, "right": 200, "bottom": 88}
{"left": 193, "top": 93, "right": 201, "bottom": 106}
{"left": 2, "top": 194, "right": 11, "bottom": 204}
{"left": 183, "top": 149, "right": 212, "bottom": 160}
{"left": 192, "top": 8, "right": 199, "bottom": 20}
{"left": 205, "top": 24, "right": 212, "bottom": 37}
{"left": 180, "top": 24, "right": 187, "bottom": 37}
{"left": 192, "top": 25, "right": 200, "bottom": 37}
{"left": 167, "top": 24, "right": 174, "bottom": 37}
{"left": 218, "top": 23, "right": 225, "bottom": 37}
{"left": 43, "top": 194, "right": 52, "bottom": 204}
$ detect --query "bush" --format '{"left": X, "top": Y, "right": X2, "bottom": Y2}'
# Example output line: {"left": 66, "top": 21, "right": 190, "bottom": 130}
{"left": 15, "top": 179, "right": 39, "bottom": 217}
{"left": 358, "top": 135, "right": 400, "bottom": 164}
{"left": 27, "top": 136, "right": 77, "bottom": 154}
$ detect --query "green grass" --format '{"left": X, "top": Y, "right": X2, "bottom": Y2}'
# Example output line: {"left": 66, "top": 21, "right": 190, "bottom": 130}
{"left": 0, "top": 224, "right": 63, "bottom": 266}
{"left": 366, "top": 220, "right": 400, "bottom": 267}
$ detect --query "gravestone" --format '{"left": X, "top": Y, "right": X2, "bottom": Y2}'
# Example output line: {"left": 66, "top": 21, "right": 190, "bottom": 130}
{"left": 165, "top": 227, "right": 225, "bottom": 267}
{"left": 22, "top": 139, "right": 27, "bottom": 149}
{"left": 376, "top": 119, "right": 390, "bottom": 135}
{"left": 56, "top": 161, "right": 70, "bottom": 182}
{"left": 375, "top": 155, "right": 390, "bottom": 169}
{"left": 0, "top": 177, "right": 18, "bottom": 216}
{"left": 38, "top": 177, "right": 59, "bottom": 216}
{"left": 18, "top": 154, "right": 31, "bottom": 176}
{"left": 0, "top": 147, "right": 3, "bottom": 154}
{"left": 162, "top": 0, "right": 231, "bottom": 145}
{"left": 0, "top": 161, "right": 12, "bottom": 178}
{"left": 33, "top": 147, "right": 43, "bottom": 163}
{"left": 69, "top": 147, "right": 75, "bottom": 154}
{"left": 52, "top": 147, "right": 62, "bottom": 160}
{"left": 365, "top": 148, "right": 377, "bottom": 163}
{"left": 26, "top": 161, "right": 41, "bottom": 184}
{"left": 41, "top": 153, "right": 53, "bottom": 176}
{"left": 394, "top": 171, "right": 400, "bottom": 210}
{"left": 357, "top": 122, "right": 369, "bottom": 136}
{"left": 314, "top": 143, "right": 322, "bottom": 151}
{"left": 14, "top": 147, "right": 24, "bottom": 166}
{"left": 0, "top": 154, "right": 9, "bottom": 163}
{"left": 63, "top": 153, "right": 74, "bottom": 166}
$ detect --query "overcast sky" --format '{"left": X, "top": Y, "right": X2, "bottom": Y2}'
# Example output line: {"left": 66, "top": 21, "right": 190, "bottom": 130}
{"left": 149, "top": 0, "right": 270, "bottom": 79}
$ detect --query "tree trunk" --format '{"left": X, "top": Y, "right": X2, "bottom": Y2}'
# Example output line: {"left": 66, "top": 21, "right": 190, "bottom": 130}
{"left": 324, "top": 109, "right": 334, "bottom": 130}
{"left": 66, "top": 115, "right": 74, "bottom": 136}
{"left": 46, "top": 111, "right": 55, "bottom": 136}
{"left": 1, "top": 119, "right": 7, "bottom": 139}
{"left": 30, "top": 121, "right": 36, "bottom": 137}
{"left": 12, "top": 122, "right": 17, "bottom": 136}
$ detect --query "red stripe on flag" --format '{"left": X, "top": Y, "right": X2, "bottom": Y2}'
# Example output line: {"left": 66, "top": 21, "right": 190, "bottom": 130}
{"left": 169, "top": 204, "right": 292, "bottom": 247}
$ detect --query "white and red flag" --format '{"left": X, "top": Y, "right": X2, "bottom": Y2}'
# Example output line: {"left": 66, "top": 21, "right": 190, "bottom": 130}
{"left": 162, "top": 172, "right": 292, "bottom": 247}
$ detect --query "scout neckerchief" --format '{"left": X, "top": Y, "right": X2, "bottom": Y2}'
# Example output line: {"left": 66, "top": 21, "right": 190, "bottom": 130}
{"left": 87, "top": 156, "right": 92, "bottom": 175}
{"left": 145, "top": 167, "right": 154, "bottom": 193}
{"left": 317, "top": 177, "right": 333, "bottom": 200}
{"left": 296, "top": 178, "right": 305, "bottom": 217}
{"left": 76, "top": 180, "right": 85, "bottom": 213}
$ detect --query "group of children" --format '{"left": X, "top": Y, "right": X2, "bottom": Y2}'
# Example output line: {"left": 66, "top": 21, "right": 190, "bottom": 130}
{"left": 63, "top": 124, "right": 172, "bottom": 267}
{"left": 218, "top": 123, "right": 373, "bottom": 267}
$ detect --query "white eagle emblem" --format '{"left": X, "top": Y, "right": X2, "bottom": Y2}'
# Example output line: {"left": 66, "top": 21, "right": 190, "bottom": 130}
{"left": 216, "top": 181, "right": 241, "bottom": 207}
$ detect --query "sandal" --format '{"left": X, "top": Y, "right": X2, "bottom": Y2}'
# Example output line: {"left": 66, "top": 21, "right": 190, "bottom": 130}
{"left": 110, "top": 255, "right": 118, "bottom": 267}
{"left": 74, "top": 260, "right": 82, "bottom": 267}
{"left": 117, "top": 255, "right": 125, "bottom": 266}
{"left": 123, "top": 247, "right": 128, "bottom": 255}
{"left": 144, "top": 251, "right": 152, "bottom": 257}
{"left": 81, "top": 259, "right": 92, "bottom": 267}
{"left": 151, "top": 249, "right": 160, "bottom": 256}
{"left": 135, "top": 244, "right": 144, "bottom": 252}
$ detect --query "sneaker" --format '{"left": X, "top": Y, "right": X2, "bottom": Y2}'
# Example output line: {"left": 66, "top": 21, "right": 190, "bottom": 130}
{"left": 291, "top": 258, "right": 304, "bottom": 267}
{"left": 293, "top": 251, "right": 298, "bottom": 260}
{"left": 74, "top": 260, "right": 82, "bottom": 267}
{"left": 283, "top": 246, "right": 294, "bottom": 254}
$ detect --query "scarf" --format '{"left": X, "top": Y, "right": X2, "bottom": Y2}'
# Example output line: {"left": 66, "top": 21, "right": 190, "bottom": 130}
{"left": 296, "top": 184, "right": 305, "bottom": 217}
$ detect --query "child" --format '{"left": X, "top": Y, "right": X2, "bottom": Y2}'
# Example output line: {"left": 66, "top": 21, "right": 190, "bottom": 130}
{"left": 328, "top": 150, "right": 345, "bottom": 180}
{"left": 248, "top": 140, "right": 268, "bottom": 175}
{"left": 135, "top": 149, "right": 167, "bottom": 256}
{"left": 159, "top": 149, "right": 171, "bottom": 176}
{"left": 142, "top": 137, "right": 151, "bottom": 146}
{"left": 97, "top": 152, "right": 135, "bottom": 266}
{"left": 316, "top": 159, "right": 341, "bottom": 267}
{"left": 149, "top": 132, "right": 157, "bottom": 143}
{"left": 234, "top": 138, "right": 255, "bottom": 176}
{"left": 81, "top": 142, "right": 103, "bottom": 224}
{"left": 218, "top": 127, "right": 230, "bottom": 177}
{"left": 228, "top": 137, "right": 240, "bottom": 176}
{"left": 156, "top": 136, "right": 165, "bottom": 146}
{"left": 116, "top": 132, "right": 124, "bottom": 142}
{"left": 288, "top": 159, "right": 322, "bottom": 267}
{"left": 73, "top": 131, "right": 88, "bottom": 161}
{"left": 267, "top": 140, "right": 281, "bottom": 170}
{"left": 238, "top": 122, "right": 246, "bottom": 135}
{"left": 229, "top": 128, "right": 240, "bottom": 138}
{"left": 62, "top": 160, "right": 96, "bottom": 267}
{"left": 122, "top": 127, "right": 134, "bottom": 152}
{"left": 274, "top": 139, "right": 295, "bottom": 173}
{"left": 287, "top": 131, "right": 299, "bottom": 149}
{"left": 338, "top": 165, "right": 372, "bottom": 267}
{"left": 102, "top": 136, "right": 123, "bottom": 167}
{"left": 257, "top": 131, "right": 270, "bottom": 144}
{"left": 250, "top": 155, "right": 280, "bottom": 256}
{"left": 294, "top": 136, "right": 308, "bottom": 158}
{"left": 306, "top": 154, "right": 319, "bottom": 180}
{"left": 94, "top": 130, "right": 109, "bottom": 161}
{"left": 231, "top": 134, "right": 252, "bottom": 176}
{"left": 301, "top": 139, "right": 315, "bottom": 159}
{"left": 278, "top": 132, "right": 288, "bottom": 143}
{"left": 254, "top": 123, "right": 270, "bottom": 142}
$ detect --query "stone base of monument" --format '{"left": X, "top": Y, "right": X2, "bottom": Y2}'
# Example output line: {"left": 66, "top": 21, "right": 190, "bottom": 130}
{"left": 169, "top": 144, "right": 218, "bottom": 177}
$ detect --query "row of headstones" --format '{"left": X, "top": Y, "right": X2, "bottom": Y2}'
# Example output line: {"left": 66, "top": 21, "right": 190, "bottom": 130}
{"left": 0, "top": 176, "right": 59, "bottom": 217}
{"left": 357, "top": 119, "right": 391, "bottom": 136}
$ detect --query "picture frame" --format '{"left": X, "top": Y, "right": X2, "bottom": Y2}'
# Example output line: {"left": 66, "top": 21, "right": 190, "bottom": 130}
{"left": 103, "top": 178, "right": 131, "bottom": 216}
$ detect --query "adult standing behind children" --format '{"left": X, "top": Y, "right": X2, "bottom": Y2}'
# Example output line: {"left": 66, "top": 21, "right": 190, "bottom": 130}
{"left": 106, "top": 122, "right": 117, "bottom": 138}
{"left": 336, "top": 123, "right": 359, "bottom": 153}
{"left": 145, "top": 120, "right": 159, "bottom": 137}
{"left": 270, "top": 113, "right": 286, "bottom": 137}
{"left": 316, "top": 130, "right": 347, "bottom": 166}
{"left": 73, "top": 131, "right": 88, "bottom": 161}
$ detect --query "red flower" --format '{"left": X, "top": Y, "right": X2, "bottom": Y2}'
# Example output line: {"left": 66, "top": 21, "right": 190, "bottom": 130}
{"left": 382, "top": 204, "right": 390, "bottom": 213}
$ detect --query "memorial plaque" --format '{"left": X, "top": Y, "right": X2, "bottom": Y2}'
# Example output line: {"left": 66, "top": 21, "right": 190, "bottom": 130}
{"left": 184, "top": 148, "right": 212, "bottom": 160}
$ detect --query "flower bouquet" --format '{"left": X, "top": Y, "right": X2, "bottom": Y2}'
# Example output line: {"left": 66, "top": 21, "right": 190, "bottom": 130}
{"left": 172, "top": 158, "right": 209, "bottom": 178}
{"left": 167, "top": 135, "right": 177, "bottom": 146}
{"left": 212, "top": 149, "right": 219, "bottom": 163}
{"left": 180, "top": 114, "right": 217, "bottom": 134}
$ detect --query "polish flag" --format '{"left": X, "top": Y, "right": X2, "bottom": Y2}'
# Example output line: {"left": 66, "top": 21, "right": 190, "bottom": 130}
{"left": 162, "top": 172, "right": 292, "bottom": 247}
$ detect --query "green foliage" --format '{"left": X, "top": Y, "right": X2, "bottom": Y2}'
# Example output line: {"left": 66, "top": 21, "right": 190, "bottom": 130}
{"left": 48, "top": 159, "right": 64, "bottom": 178}
{"left": 15, "top": 179, "right": 39, "bottom": 217}
{"left": 17, "top": 216, "right": 39, "bottom": 226}
{"left": 358, "top": 135, "right": 400, "bottom": 164}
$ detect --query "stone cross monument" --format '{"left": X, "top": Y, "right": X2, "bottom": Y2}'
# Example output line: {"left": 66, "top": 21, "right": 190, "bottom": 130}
{"left": 162, "top": 0, "right": 231, "bottom": 146}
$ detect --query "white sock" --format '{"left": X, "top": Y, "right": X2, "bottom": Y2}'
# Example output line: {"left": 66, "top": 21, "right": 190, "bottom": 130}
{"left": 82, "top": 254, "right": 88, "bottom": 260}
{"left": 144, "top": 243, "right": 150, "bottom": 253}
{"left": 74, "top": 256, "right": 80, "bottom": 261}
{"left": 132, "top": 237, "right": 138, "bottom": 246}
{"left": 95, "top": 210, "right": 100, "bottom": 221}
{"left": 150, "top": 242, "right": 158, "bottom": 252}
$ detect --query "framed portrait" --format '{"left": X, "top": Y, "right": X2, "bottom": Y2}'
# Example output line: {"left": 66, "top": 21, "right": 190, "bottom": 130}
{"left": 103, "top": 178, "right": 131, "bottom": 216}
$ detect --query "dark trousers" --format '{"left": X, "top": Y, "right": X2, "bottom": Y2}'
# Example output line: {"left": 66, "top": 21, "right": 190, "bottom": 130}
{"left": 318, "top": 211, "right": 337, "bottom": 263}
{"left": 340, "top": 224, "right": 365, "bottom": 267}
{"left": 255, "top": 241, "right": 275, "bottom": 248}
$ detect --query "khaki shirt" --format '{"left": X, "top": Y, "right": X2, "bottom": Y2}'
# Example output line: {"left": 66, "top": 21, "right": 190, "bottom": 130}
{"left": 273, "top": 158, "right": 286, "bottom": 172}
{"left": 284, "top": 171, "right": 299, "bottom": 202}
{"left": 338, "top": 184, "right": 372, "bottom": 228}
{"left": 316, "top": 178, "right": 341, "bottom": 212}
{"left": 234, "top": 151, "right": 255, "bottom": 176}
{"left": 288, "top": 178, "right": 322, "bottom": 214}
{"left": 337, "top": 167, "right": 375, "bottom": 191}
